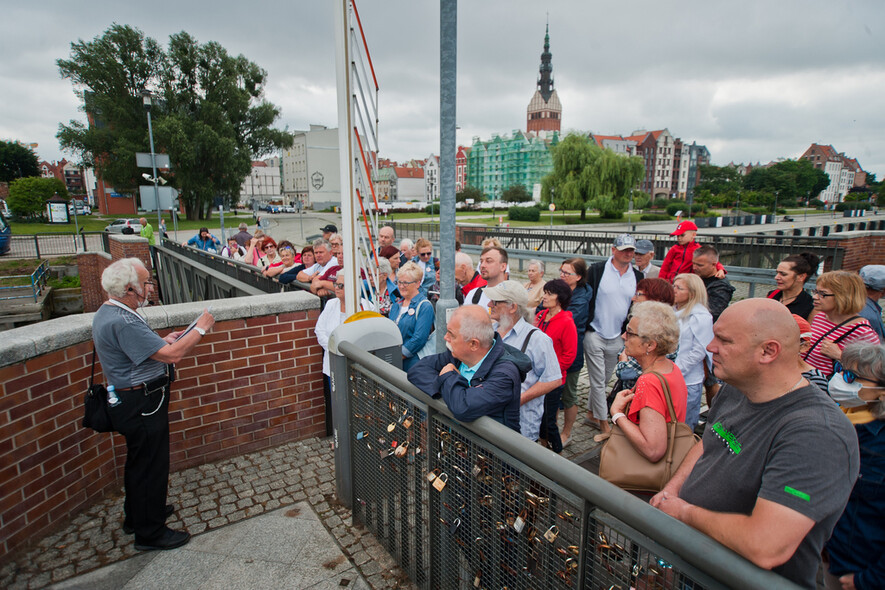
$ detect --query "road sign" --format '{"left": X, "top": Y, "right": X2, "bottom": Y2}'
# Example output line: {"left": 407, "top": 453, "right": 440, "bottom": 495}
{"left": 136, "top": 152, "right": 170, "bottom": 169}
{"left": 139, "top": 186, "right": 178, "bottom": 210}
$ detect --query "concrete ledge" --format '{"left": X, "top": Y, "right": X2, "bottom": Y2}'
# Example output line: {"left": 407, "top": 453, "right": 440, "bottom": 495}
{"left": 0, "top": 291, "right": 321, "bottom": 369}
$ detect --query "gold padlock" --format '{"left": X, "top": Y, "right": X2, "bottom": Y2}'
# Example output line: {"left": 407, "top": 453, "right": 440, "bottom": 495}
{"left": 473, "top": 570, "right": 481, "bottom": 588}
{"left": 513, "top": 509, "right": 528, "bottom": 533}
{"left": 544, "top": 525, "right": 559, "bottom": 543}
{"left": 387, "top": 422, "right": 396, "bottom": 433}
{"left": 432, "top": 473, "right": 448, "bottom": 492}
{"left": 426, "top": 468, "right": 441, "bottom": 482}
{"left": 394, "top": 441, "right": 409, "bottom": 458}
{"left": 402, "top": 416, "right": 413, "bottom": 429}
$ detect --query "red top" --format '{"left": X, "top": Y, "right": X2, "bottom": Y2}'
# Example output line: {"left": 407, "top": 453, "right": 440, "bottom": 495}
{"left": 535, "top": 309, "right": 578, "bottom": 384}
{"left": 627, "top": 366, "right": 688, "bottom": 424}
{"left": 805, "top": 315, "right": 880, "bottom": 374}
{"left": 461, "top": 271, "right": 487, "bottom": 296}
{"left": 659, "top": 241, "right": 724, "bottom": 282}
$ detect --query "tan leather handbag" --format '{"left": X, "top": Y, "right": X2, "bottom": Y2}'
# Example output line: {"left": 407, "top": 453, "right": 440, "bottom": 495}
{"left": 598, "top": 372, "right": 699, "bottom": 493}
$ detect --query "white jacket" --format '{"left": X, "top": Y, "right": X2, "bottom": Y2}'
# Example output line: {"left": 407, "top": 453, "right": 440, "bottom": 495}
{"left": 675, "top": 303, "right": 714, "bottom": 386}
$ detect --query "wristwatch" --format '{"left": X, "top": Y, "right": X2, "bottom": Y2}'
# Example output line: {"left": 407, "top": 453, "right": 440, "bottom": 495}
{"left": 195, "top": 327, "right": 206, "bottom": 337}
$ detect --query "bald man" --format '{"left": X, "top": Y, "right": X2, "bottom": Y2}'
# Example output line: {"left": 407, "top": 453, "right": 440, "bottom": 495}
{"left": 651, "top": 299, "right": 859, "bottom": 588}
{"left": 407, "top": 305, "right": 531, "bottom": 432}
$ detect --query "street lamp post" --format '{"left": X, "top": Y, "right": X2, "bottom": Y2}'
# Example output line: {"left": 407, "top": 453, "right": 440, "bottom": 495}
{"left": 141, "top": 89, "right": 162, "bottom": 241}
{"left": 773, "top": 190, "right": 779, "bottom": 221}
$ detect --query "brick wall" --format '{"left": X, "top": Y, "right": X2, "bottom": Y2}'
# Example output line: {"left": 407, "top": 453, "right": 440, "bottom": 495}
{"left": 826, "top": 232, "right": 885, "bottom": 272}
{"left": 0, "top": 292, "right": 322, "bottom": 560}
{"left": 79, "top": 235, "right": 156, "bottom": 312}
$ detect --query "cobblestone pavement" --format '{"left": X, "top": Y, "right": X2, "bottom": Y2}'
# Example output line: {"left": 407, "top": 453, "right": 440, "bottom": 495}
{"left": 1, "top": 384, "right": 605, "bottom": 590}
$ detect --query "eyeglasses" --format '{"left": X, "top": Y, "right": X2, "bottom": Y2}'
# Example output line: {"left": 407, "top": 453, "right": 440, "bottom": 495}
{"left": 334, "top": 283, "right": 345, "bottom": 289}
{"left": 559, "top": 269, "right": 577, "bottom": 277}
{"left": 419, "top": 252, "right": 432, "bottom": 258}
{"left": 811, "top": 289, "right": 835, "bottom": 298}
{"left": 834, "top": 362, "right": 857, "bottom": 383}
{"left": 263, "top": 245, "right": 276, "bottom": 251}
{"left": 624, "top": 329, "right": 641, "bottom": 339}
{"left": 279, "top": 246, "right": 294, "bottom": 252}
{"left": 397, "top": 280, "right": 417, "bottom": 286}
{"left": 634, "top": 291, "right": 646, "bottom": 298}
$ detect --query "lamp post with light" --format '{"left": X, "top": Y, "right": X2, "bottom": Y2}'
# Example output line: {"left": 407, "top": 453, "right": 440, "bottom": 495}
{"left": 140, "top": 89, "right": 162, "bottom": 240}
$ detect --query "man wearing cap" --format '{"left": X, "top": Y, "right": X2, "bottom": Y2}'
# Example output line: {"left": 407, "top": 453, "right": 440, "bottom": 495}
{"left": 633, "top": 239, "right": 659, "bottom": 279}
{"left": 485, "top": 281, "right": 562, "bottom": 442}
{"left": 583, "top": 234, "right": 644, "bottom": 435}
{"left": 859, "top": 265, "right": 885, "bottom": 341}
{"left": 321, "top": 224, "right": 338, "bottom": 241}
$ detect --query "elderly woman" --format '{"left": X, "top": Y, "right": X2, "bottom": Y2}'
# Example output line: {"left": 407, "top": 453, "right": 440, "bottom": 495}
{"left": 524, "top": 259, "right": 546, "bottom": 309}
{"left": 271, "top": 242, "right": 299, "bottom": 282}
{"left": 412, "top": 238, "right": 437, "bottom": 295}
{"left": 389, "top": 261, "right": 435, "bottom": 370}
{"left": 366, "top": 257, "right": 396, "bottom": 316}
{"left": 316, "top": 273, "right": 348, "bottom": 377}
{"left": 260, "top": 237, "right": 284, "bottom": 278}
{"left": 768, "top": 252, "right": 819, "bottom": 320}
{"left": 806, "top": 271, "right": 881, "bottom": 376}
{"left": 279, "top": 245, "right": 315, "bottom": 285}
{"left": 379, "top": 245, "right": 401, "bottom": 274}
{"left": 673, "top": 273, "right": 714, "bottom": 430}
{"left": 535, "top": 279, "right": 578, "bottom": 453}
{"left": 607, "top": 301, "right": 687, "bottom": 463}
{"left": 825, "top": 343, "right": 885, "bottom": 590}
{"left": 555, "top": 258, "right": 592, "bottom": 446}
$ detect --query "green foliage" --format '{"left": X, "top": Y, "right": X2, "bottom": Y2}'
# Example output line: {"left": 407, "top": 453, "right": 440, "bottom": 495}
{"left": 835, "top": 201, "right": 872, "bottom": 212}
{"left": 665, "top": 201, "right": 687, "bottom": 216}
{"left": 810, "top": 199, "right": 825, "bottom": 208}
{"left": 630, "top": 191, "right": 651, "bottom": 210}
{"left": 7, "top": 177, "right": 69, "bottom": 218}
{"left": 697, "top": 164, "right": 742, "bottom": 195}
{"left": 425, "top": 203, "right": 440, "bottom": 214}
{"left": 640, "top": 214, "right": 671, "bottom": 221}
{"left": 742, "top": 159, "right": 830, "bottom": 202}
{"left": 0, "top": 141, "right": 40, "bottom": 182}
{"left": 56, "top": 24, "right": 293, "bottom": 221}
{"left": 542, "top": 134, "right": 644, "bottom": 220}
{"left": 508, "top": 205, "right": 540, "bottom": 221}
{"left": 456, "top": 186, "right": 485, "bottom": 205}
{"left": 49, "top": 275, "right": 81, "bottom": 289}
{"left": 501, "top": 184, "right": 533, "bottom": 203}
{"left": 651, "top": 197, "right": 671, "bottom": 209}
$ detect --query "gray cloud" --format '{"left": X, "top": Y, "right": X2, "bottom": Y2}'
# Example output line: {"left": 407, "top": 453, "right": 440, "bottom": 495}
{"left": 2, "top": 0, "right": 883, "bottom": 177}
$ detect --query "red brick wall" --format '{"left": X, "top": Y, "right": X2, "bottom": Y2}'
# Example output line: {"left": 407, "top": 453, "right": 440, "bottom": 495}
{"left": 826, "top": 233, "right": 885, "bottom": 272}
{"left": 79, "top": 236, "right": 156, "bottom": 313}
{"left": 0, "top": 305, "right": 323, "bottom": 560}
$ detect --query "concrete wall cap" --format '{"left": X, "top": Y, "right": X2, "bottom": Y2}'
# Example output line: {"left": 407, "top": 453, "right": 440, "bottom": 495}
{"left": 108, "top": 234, "right": 148, "bottom": 244}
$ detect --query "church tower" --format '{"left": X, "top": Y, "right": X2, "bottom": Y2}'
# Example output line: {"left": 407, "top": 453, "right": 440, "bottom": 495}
{"left": 526, "top": 24, "right": 562, "bottom": 134}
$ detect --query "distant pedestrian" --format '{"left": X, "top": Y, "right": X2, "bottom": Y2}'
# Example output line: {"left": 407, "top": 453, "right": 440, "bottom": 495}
{"left": 139, "top": 217, "right": 155, "bottom": 246}
{"left": 233, "top": 223, "right": 253, "bottom": 248}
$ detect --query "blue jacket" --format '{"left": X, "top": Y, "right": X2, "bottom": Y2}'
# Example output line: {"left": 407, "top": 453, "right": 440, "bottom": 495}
{"left": 566, "top": 284, "right": 592, "bottom": 373}
{"left": 186, "top": 234, "right": 221, "bottom": 252}
{"left": 826, "top": 419, "right": 885, "bottom": 590}
{"left": 411, "top": 255, "right": 438, "bottom": 295}
{"left": 407, "top": 333, "right": 531, "bottom": 432}
{"left": 389, "top": 293, "right": 434, "bottom": 370}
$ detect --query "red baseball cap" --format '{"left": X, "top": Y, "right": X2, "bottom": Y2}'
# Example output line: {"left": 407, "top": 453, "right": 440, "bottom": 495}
{"left": 792, "top": 314, "right": 813, "bottom": 341}
{"left": 670, "top": 221, "right": 698, "bottom": 236}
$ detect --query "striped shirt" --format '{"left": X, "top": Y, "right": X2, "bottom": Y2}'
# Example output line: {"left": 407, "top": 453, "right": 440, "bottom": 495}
{"left": 805, "top": 315, "right": 880, "bottom": 374}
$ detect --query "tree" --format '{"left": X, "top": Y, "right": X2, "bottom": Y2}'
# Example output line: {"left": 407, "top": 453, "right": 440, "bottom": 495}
{"left": 0, "top": 141, "right": 40, "bottom": 182}
{"left": 742, "top": 159, "right": 829, "bottom": 202}
{"left": 57, "top": 24, "right": 293, "bottom": 220}
{"left": 7, "top": 177, "right": 68, "bottom": 218}
{"left": 456, "top": 185, "right": 485, "bottom": 205}
{"left": 541, "top": 134, "right": 644, "bottom": 220}
{"left": 696, "top": 164, "right": 741, "bottom": 195}
{"left": 501, "top": 184, "right": 533, "bottom": 203}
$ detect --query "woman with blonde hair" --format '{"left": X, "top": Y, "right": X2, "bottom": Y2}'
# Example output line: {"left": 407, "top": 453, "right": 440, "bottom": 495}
{"left": 389, "top": 261, "right": 435, "bottom": 370}
{"left": 805, "top": 271, "right": 881, "bottom": 376}
{"left": 672, "top": 273, "right": 714, "bottom": 429}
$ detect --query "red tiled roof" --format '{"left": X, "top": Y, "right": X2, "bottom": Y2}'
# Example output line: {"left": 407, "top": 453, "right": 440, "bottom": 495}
{"left": 394, "top": 167, "right": 424, "bottom": 179}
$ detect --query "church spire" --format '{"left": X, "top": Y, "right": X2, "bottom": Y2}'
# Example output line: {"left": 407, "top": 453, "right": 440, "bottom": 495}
{"left": 537, "top": 23, "right": 554, "bottom": 102}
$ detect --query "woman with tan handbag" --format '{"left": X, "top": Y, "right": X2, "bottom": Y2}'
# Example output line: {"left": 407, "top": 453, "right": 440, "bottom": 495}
{"left": 599, "top": 302, "right": 696, "bottom": 493}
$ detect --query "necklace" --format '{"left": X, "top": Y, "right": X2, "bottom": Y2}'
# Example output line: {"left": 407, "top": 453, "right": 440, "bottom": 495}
{"left": 784, "top": 376, "right": 806, "bottom": 395}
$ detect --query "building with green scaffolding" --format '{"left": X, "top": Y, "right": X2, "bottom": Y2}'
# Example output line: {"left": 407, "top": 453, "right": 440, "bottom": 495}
{"left": 466, "top": 130, "right": 559, "bottom": 200}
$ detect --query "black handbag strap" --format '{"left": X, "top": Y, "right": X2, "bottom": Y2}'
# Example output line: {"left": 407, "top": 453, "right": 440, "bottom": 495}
{"left": 89, "top": 344, "right": 97, "bottom": 388}
{"left": 802, "top": 316, "right": 861, "bottom": 360}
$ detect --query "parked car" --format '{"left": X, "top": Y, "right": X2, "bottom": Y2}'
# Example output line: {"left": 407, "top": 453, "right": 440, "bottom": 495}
{"left": 0, "top": 211, "right": 10, "bottom": 255}
{"left": 264, "top": 204, "right": 282, "bottom": 213}
{"left": 68, "top": 200, "right": 92, "bottom": 216}
{"left": 281, "top": 205, "right": 296, "bottom": 213}
{"left": 104, "top": 219, "right": 143, "bottom": 234}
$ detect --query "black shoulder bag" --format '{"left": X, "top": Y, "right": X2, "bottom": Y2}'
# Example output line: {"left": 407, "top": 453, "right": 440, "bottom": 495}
{"left": 83, "top": 346, "right": 114, "bottom": 433}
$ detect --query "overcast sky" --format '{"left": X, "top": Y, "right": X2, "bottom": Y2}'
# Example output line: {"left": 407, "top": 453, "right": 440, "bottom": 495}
{"left": 2, "top": 0, "right": 883, "bottom": 178}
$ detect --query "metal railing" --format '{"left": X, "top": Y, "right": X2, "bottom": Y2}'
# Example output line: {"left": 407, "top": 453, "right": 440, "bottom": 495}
{"left": 336, "top": 342, "right": 801, "bottom": 590}
{"left": 5, "top": 232, "right": 107, "bottom": 258}
{"left": 388, "top": 222, "right": 848, "bottom": 271}
{"left": 0, "top": 260, "right": 49, "bottom": 302}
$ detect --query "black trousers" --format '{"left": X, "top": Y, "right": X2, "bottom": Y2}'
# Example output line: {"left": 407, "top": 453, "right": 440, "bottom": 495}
{"left": 109, "top": 385, "right": 171, "bottom": 542}
{"left": 539, "top": 385, "right": 564, "bottom": 453}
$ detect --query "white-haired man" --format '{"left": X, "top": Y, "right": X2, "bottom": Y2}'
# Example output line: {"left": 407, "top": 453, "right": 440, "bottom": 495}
{"left": 456, "top": 251, "right": 486, "bottom": 296}
{"left": 92, "top": 258, "right": 214, "bottom": 551}
{"left": 485, "top": 281, "right": 561, "bottom": 442}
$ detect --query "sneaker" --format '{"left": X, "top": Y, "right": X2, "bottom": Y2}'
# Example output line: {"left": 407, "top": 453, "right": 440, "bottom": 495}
{"left": 134, "top": 527, "right": 190, "bottom": 551}
{"left": 123, "top": 504, "right": 175, "bottom": 535}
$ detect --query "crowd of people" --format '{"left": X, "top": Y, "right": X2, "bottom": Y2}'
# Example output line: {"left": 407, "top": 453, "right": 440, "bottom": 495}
{"left": 179, "top": 219, "right": 884, "bottom": 587}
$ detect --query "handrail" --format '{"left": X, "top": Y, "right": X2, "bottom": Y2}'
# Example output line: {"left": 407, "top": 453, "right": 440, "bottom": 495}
{"left": 0, "top": 260, "right": 49, "bottom": 302}
{"left": 337, "top": 341, "right": 803, "bottom": 590}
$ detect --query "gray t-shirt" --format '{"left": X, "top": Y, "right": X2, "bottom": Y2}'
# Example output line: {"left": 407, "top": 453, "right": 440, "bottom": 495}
{"left": 92, "top": 304, "right": 168, "bottom": 388}
{"left": 680, "top": 383, "right": 859, "bottom": 589}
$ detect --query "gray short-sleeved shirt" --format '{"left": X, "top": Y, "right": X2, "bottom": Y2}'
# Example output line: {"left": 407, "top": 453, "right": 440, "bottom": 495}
{"left": 92, "top": 304, "right": 168, "bottom": 389}
{"left": 679, "top": 383, "right": 859, "bottom": 588}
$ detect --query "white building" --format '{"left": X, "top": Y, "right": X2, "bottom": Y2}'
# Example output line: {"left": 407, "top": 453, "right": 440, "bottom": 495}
{"left": 281, "top": 125, "right": 342, "bottom": 210}
{"left": 241, "top": 160, "right": 282, "bottom": 207}
{"left": 394, "top": 166, "right": 424, "bottom": 202}
{"left": 424, "top": 155, "right": 439, "bottom": 202}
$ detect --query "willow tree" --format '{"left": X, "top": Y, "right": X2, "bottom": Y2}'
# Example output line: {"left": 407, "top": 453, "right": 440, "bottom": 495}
{"left": 542, "top": 133, "right": 645, "bottom": 219}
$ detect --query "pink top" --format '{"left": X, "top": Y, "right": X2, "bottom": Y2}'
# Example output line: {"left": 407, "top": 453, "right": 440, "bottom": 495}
{"left": 805, "top": 315, "right": 880, "bottom": 374}
{"left": 627, "top": 366, "right": 688, "bottom": 424}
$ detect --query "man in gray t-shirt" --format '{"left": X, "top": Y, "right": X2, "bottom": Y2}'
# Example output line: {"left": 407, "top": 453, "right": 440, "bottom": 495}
{"left": 651, "top": 299, "right": 859, "bottom": 589}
